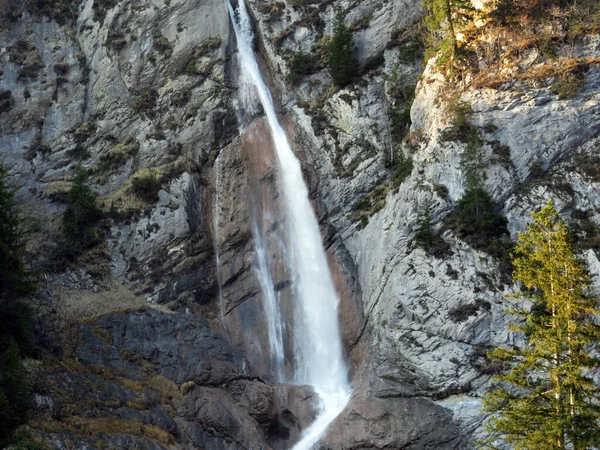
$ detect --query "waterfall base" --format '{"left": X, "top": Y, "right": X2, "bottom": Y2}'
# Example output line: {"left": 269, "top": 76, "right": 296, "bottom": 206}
{"left": 291, "top": 388, "right": 351, "bottom": 450}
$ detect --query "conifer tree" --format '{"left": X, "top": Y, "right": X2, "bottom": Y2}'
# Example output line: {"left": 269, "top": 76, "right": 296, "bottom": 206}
{"left": 0, "top": 164, "right": 36, "bottom": 302}
{"left": 62, "top": 164, "right": 102, "bottom": 257}
{"left": 328, "top": 8, "right": 358, "bottom": 87}
{"left": 482, "top": 202, "right": 600, "bottom": 450}
{"left": 0, "top": 165, "right": 34, "bottom": 444}
{"left": 415, "top": 199, "right": 435, "bottom": 250}
{"left": 423, "top": 0, "right": 473, "bottom": 65}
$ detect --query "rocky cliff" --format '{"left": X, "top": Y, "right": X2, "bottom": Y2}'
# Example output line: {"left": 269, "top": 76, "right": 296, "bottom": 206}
{"left": 1, "top": 0, "right": 599, "bottom": 448}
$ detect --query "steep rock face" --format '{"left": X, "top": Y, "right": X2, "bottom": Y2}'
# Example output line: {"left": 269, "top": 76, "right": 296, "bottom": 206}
{"left": 0, "top": 0, "right": 235, "bottom": 310}
{"left": 2, "top": 0, "right": 600, "bottom": 448}
{"left": 31, "top": 309, "right": 317, "bottom": 449}
{"left": 247, "top": 0, "right": 600, "bottom": 447}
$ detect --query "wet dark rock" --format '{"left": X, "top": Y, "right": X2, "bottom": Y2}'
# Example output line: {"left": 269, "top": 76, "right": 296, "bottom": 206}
{"left": 77, "top": 309, "right": 248, "bottom": 385}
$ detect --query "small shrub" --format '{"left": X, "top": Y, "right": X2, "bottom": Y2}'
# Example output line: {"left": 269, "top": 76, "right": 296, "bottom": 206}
{"left": 53, "top": 61, "right": 70, "bottom": 75}
{"left": 573, "top": 151, "right": 600, "bottom": 181}
{"left": 132, "top": 89, "right": 158, "bottom": 116}
{"left": 99, "top": 136, "right": 139, "bottom": 170}
{"left": 131, "top": 174, "right": 160, "bottom": 203}
{"left": 67, "top": 143, "right": 90, "bottom": 160}
{"left": 551, "top": 74, "right": 584, "bottom": 99}
{"left": 185, "top": 37, "right": 222, "bottom": 72}
{"left": 0, "top": 90, "right": 15, "bottom": 114}
{"left": 153, "top": 33, "right": 172, "bottom": 56}
{"left": 397, "top": 39, "right": 425, "bottom": 63}
{"left": 349, "top": 11, "right": 373, "bottom": 32}
{"left": 25, "top": 139, "right": 51, "bottom": 160}
{"left": 8, "top": 41, "right": 44, "bottom": 81}
{"left": 570, "top": 209, "right": 600, "bottom": 252}
{"left": 107, "top": 28, "right": 127, "bottom": 52}
{"left": 73, "top": 122, "right": 96, "bottom": 143}
{"left": 348, "top": 184, "right": 388, "bottom": 226}
{"left": 414, "top": 200, "right": 452, "bottom": 258}
{"left": 362, "top": 51, "right": 384, "bottom": 74}
{"left": 390, "top": 150, "right": 413, "bottom": 188}
{"left": 448, "top": 299, "right": 490, "bottom": 323}
{"left": 288, "top": 51, "right": 320, "bottom": 84}
{"left": 256, "top": 1, "right": 285, "bottom": 19}
{"left": 529, "top": 161, "right": 544, "bottom": 178}
{"left": 489, "top": 140, "right": 512, "bottom": 166}
{"left": 433, "top": 183, "right": 449, "bottom": 199}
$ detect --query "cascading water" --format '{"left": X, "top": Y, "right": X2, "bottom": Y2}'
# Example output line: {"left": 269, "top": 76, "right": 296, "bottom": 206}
{"left": 226, "top": 1, "right": 351, "bottom": 448}
{"left": 251, "top": 220, "right": 285, "bottom": 382}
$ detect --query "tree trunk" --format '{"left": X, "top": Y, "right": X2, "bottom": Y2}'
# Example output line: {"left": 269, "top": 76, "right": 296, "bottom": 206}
{"left": 444, "top": 0, "right": 457, "bottom": 66}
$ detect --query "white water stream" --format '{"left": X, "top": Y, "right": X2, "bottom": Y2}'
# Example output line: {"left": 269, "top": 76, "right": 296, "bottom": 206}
{"left": 251, "top": 219, "right": 285, "bottom": 382}
{"left": 226, "top": 1, "right": 352, "bottom": 448}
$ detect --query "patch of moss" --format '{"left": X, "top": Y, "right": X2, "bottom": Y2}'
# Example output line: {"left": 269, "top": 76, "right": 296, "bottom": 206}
{"left": 287, "top": 51, "right": 320, "bottom": 84}
{"left": 153, "top": 33, "right": 172, "bottom": 56}
{"left": 73, "top": 122, "right": 96, "bottom": 143}
{"left": 131, "top": 174, "right": 160, "bottom": 203}
{"left": 132, "top": 89, "right": 158, "bottom": 116}
{"left": 107, "top": 28, "right": 127, "bottom": 52}
{"left": 256, "top": 1, "right": 285, "bottom": 19}
{"left": 99, "top": 136, "right": 139, "bottom": 170}
{"left": 348, "top": 184, "right": 388, "bottom": 227}
{"left": 7, "top": 40, "right": 44, "bottom": 81}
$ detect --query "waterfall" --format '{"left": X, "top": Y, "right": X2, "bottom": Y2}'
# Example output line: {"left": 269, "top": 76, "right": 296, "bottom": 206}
{"left": 251, "top": 220, "right": 285, "bottom": 382}
{"left": 226, "top": 1, "right": 351, "bottom": 448}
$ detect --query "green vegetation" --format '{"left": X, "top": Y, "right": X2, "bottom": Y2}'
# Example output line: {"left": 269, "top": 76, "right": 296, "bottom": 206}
{"left": 7, "top": 40, "right": 44, "bottom": 81}
{"left": 414, "top": 199, "right": 451, "bottom": 258}
{"left": 0, "top": 164, "right": 37, "bottom": 446}
{"left": 328, "top": 8, "right": 358, "bottom": 87}
{"left": 92, "top": 0, "right": 118, "bottom": 23}
{"left": 131, "top": 174, "right": 161, "bottom": 204}
{"left": 256, "top": 1, "right": 285, "bottom": 20}
{"left": 99, "top": 136, "right": 139, "bottom": 170}
{"left": 483, "top": 202, "right": 600, "bottom": 450}
{"left": 570, "top": 209, "right": 600, "bottom": 253}
{"left": 107, "top": 28, "right": 127, "bottom": 52}
{"left": 287, "top": 51, "right": 320, "bottom": 84}
{"left": 0, "top": 90, "right": 15, "bottom": 114}
{"left": 1, "top": 0, "right": 79, "bottom": 26}
{"left": 73, "top": 122, "right": 96, "bottom": 143}
{"left": 440, "top": 97, "right": 511, "bottom": 268}
{"left": 153, "top": 33, "right": 172, "bottom": 57}
{"left": 184, "top": 37, "right": 222, "bottom": 75}
{"left": 390, "top": 150, "right": 413, "bottom": 189}
{"left": 0, "top": 165, "right": 37, "bottom": 301}
{"left": 423, "top": 0, "right": 473, "bottom": 69}
{"left": 61, "top": 165, "right": 103, "bottom": 260}
{"left": 133, "top": 89, "right": 158, "bottom": 116}
{"left": 349, "top": 184, "right": 387, "bottom": 229}
{"left": 389, "top": 85, "right": 416, "bottom": 143}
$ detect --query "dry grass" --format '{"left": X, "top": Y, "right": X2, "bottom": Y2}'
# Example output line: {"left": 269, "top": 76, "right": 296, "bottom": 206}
{"left": 146, "top": 375, "right": 182, "bottom": 405}
{"left": 52, "top": 280, "right": 147, "bottom": 323}
{"left": 434, "top": 0, "right": 600, "bottom": 95}
{"left": 471, "top": 56, "right": 600, "bottom": 90}
{"left": 44, "top": 180, "right": 72, "bottom": 201}
{"left": 98, "top": 156, "right": 198, "bottom": 217}
{"left": 32, "top": 417, "right": 174, "bottom": 445}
